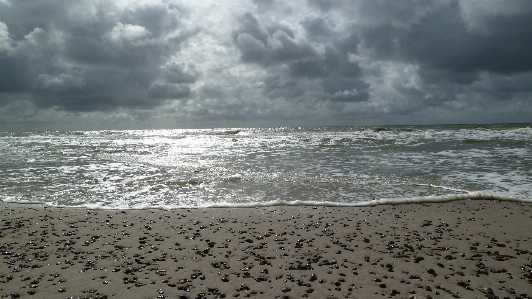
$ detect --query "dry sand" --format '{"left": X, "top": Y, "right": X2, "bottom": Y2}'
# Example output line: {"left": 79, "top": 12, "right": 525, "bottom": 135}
{"left": 1, "top": 200, "right": 531, "bottom": 299}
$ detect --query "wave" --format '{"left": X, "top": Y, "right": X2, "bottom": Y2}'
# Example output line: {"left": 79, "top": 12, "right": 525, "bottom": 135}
{"left": 203, "top": 192, "right": 530, "bottom": 208}
{"left": 3, "top": 192, "right": 530, "bottom": 210}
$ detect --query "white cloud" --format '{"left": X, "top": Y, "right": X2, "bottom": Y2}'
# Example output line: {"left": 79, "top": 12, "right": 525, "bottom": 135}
{"left": 0, "top": 22, "right": 11, "bottom": 51}
{"left": 332, "top": 89, "right": 358, "bottom": 98}
{"left": 106, "top": 23, "right": 152, "bottom": 45}
{"left": 37, "top": 73, "right": 85, "bottom": 90}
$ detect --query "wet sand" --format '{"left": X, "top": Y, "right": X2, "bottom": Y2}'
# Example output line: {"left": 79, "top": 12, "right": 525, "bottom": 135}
{"left": 1, "top": 200, "right": 531, "bottom": 299}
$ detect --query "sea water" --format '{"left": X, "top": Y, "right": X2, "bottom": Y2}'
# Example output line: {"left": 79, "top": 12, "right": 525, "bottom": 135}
{"left": 1, "top": 124, "right": 531, "bottom": 209}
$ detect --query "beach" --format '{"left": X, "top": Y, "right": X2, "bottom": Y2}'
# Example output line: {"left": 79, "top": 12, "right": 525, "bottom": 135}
{"left": 1, "top": 200, "right": 531, "bottom": 299}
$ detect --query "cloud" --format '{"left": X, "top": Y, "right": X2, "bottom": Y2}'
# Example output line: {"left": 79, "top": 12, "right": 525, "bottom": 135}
{"left": 232, "top": 12, "right": 315, "bottom": 66}
{"left": 0, "top": 0, "right": 531, "bottom": 131}
{"left": 0, "top": 22, "right": 10, "bottom": 51}
{"left": 148, "top": 83, "right": 191, "bottom": 100}
{"left": 0, "top": 1, "right": 197, "bottom": 114}
{"left": 161, "top": 63, "right": 200, "bottom": 84}
{"left": 232, "top": 11, "right": 370, "bottom": 105}
{"left": 356, "top": 0, "right": 532, "bottom": 81}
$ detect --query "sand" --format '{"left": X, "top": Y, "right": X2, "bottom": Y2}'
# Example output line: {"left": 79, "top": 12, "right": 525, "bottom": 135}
{"left": 1, "top": 200, "right": 531, "bottom": 299}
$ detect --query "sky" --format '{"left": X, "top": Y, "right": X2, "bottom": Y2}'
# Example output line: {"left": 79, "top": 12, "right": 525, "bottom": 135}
{"left": 0, "top": 0, "right": 531, "bottom": 131}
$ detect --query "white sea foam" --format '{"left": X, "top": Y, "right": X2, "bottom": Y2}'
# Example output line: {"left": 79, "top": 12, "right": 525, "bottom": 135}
{"left": 1, "top": 124, "right": 531, "bottom": 209}
{"left": 191, "top": 192, "right": 529, "bottom": 209}
{"left": 14, "top": 192, "right": 526, "bottom": 210}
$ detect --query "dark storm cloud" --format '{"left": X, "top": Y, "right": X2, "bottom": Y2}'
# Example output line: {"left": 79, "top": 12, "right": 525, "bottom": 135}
{"left": 400, "top": 9, "right": 532, "bottom": 82}
{"left": 233, "top": 12, "right": 370, "bottom": 103}
{"left": 162, "top": 63, "right": 200, "bottom": 84}
{"left": 1, "top": 0, "right": 531, "bottom": 130}
{"left": 306, "top": 0, "right": 341, "bottom": 12}
{"left": 147, "top": 84, "right": 191, "bottom": 100}
{"left": 252, "top": 0, "right": 275, "bottom": 12}
{"left": 0, "top": 1, "right": 197, "bottom": 112}
{"left": 332, "top": 0, "right": 532, "bottom": 124}
{"left": 300, "top": 16, "right": 336, "bottom": 41}
{"left": 232, "top": 12, "right": 316, "bottom": 66}
{"left": 357, "top": 0, "right": 532, "bottom": 82}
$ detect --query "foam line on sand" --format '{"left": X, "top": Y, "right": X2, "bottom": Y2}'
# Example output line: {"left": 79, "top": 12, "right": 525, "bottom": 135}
{"left": 1, "top": 200, "right": 531, "bottom": 298}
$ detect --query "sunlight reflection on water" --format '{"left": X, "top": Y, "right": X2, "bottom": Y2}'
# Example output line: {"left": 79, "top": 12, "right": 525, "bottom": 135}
{"left": 0, "top": 124, "right": 531, "bottom": 208}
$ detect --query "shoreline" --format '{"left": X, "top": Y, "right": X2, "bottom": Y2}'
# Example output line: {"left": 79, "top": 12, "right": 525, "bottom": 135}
{"left": 4, "top": 191, "right": 530, "bottom": 210}
{"left": 1, "top": 200, "right": 531, "bottom": 298}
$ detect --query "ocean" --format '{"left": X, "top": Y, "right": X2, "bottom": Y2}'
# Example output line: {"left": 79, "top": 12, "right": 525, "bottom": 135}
{"left": 1, "top": 124, "right": 531, "bottom": 209}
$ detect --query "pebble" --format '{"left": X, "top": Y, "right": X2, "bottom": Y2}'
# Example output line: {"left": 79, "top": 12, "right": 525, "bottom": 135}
{"left": 1, "top": 201, "right": 531, "bottom": 299}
